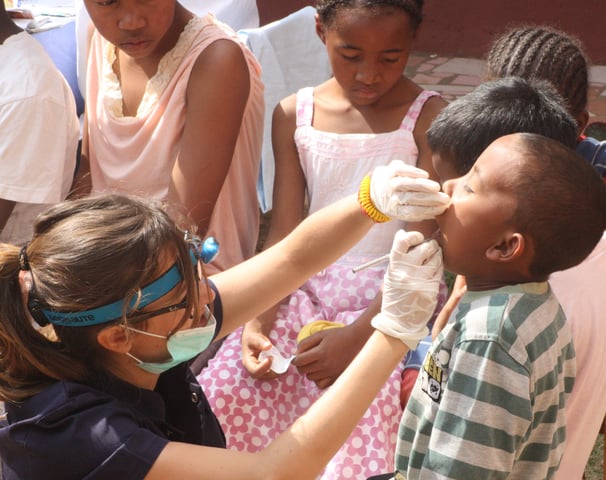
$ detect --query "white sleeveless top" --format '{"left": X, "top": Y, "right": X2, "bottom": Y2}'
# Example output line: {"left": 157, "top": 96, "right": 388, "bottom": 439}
{"left": 294, "top": 86, "right": 439, "bottom": 264}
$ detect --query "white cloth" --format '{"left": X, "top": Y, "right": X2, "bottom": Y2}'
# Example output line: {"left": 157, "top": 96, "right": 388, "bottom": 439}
{"left": 0, "top": 32, "right": 79, "bottom": 245}
{"left": 180, "top": 0, "right": 259, "bottom": 30}
{"left": 238, "top": 6, "right": 332, "bottom": 212}
{"left": 549, "top": 232, "right": 606, "bottom": 480}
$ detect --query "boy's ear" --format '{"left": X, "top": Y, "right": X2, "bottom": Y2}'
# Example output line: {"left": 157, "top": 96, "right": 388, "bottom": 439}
{"left": 486, "top": 232, "right": 525, "bottom": 262}
{"left": 315, "top": 14, "right": 327, "bottom": 44}
{"left": 97, "top": 325, "right": 132, "bottom": 354}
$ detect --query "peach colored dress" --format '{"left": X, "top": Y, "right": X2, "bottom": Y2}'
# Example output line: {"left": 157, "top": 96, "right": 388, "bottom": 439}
{"left": 86, "top": 15, "right": 264, "bottom": 274}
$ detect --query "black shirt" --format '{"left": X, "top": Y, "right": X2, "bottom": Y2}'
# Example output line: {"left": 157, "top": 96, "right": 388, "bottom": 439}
{"left": 0, "top": 285, "right": 225, "bottom": 479}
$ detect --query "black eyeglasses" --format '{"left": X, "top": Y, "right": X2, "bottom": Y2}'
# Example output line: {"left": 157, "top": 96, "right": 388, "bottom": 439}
{"left": 128, "top": 298, "right": 212, "bottom": 326}
{"left": 127, "top": 234, "right": 217, "bottom": 325}
{"left": 127, "top": 298, "right": 188, "bottom": 324}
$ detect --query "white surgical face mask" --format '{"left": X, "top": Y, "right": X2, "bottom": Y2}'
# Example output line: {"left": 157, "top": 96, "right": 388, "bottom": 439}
{"left": 126, "top": 308, "right": 217, "bottom": 374}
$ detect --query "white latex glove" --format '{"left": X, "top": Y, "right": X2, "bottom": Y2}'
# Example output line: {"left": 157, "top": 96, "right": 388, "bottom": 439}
{"left": 371, "top": 230, "right": 443, "bottom": 349}
{"left": 370, "top": 160, "right": 450, "bottom": 222}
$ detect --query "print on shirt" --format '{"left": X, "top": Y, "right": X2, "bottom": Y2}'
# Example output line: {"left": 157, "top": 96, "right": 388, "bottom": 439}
{"left": 420, "top": 350, "right": 445, "bottom": 402}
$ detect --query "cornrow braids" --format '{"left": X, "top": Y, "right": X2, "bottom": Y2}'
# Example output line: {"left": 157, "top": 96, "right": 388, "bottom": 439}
{"left": 315, "top": 0, "right": 424, "bottom": 32}
{"left": 486, "top": 25, "right": 589, "bottom": 119}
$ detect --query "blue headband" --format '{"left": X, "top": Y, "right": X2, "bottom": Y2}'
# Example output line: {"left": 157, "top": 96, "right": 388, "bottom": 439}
{"left": 33, "top": 237, "right": 220, "bottom": 327}
{"left": 37, "top": 250, "right": 198, "bottom": 327}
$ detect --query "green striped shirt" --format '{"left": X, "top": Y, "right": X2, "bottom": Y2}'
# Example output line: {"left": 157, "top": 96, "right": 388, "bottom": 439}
{"left": 395, "top": 282, "right": 575, "bottom": 479}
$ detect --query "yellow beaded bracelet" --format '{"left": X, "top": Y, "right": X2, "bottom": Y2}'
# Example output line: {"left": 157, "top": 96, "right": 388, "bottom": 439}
{"left": 358, "top": 174, "right": 391, "bottom": 223}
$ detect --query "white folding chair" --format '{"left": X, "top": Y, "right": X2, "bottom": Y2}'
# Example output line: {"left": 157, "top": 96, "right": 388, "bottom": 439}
{"left": 238, "top": 6, "right": 332, "bottom": 212}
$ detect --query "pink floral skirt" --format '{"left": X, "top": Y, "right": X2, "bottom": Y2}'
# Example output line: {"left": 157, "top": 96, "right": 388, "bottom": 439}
{"left": 198, "top": 264, "right": 447, "bottom": 479}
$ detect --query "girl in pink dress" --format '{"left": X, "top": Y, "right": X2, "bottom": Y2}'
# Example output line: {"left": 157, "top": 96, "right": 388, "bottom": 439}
{"left": 199, "top": 1, "right": 447, "bottom": 478}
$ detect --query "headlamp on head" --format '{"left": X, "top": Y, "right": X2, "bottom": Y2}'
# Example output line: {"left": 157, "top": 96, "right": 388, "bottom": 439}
{"left": 185, "top": 232, "right": 220, "bottom": 265}
{"left": 27, "top": 235, "right": 220, "bottom": 328}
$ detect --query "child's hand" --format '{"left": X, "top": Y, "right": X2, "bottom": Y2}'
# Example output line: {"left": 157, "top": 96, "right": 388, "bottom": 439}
{"left": 293, "top": 324, "right": 364, "bottom": 389}
{"left": 370, "top": 160, "right": 450, "bottom": 221}
{"left": 372, "top": 230, "right": 443, "bottom": 349}
{"left": 241, "top": 327, "right": 278, "bottom": 380}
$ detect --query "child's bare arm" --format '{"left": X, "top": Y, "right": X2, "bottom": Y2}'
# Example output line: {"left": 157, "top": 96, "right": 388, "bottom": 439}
{"left": 266, "top": 94, "right": 308, "bottom": 246}
{"left": 169, "top": 39, "right": 250, "bottom": 235}
{"left": 240, "top": 95, "right": 308, "bottom": 378}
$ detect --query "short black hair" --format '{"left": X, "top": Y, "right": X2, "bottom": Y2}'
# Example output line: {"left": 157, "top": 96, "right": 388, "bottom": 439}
{"left": 315, "top": 0, "right": 424, "bottom": 32}
{"left": 507, "top": 133, "right": 606, "bottom": 277}
{"left": 427, "top": 77, "right": 578, "bottom": 177}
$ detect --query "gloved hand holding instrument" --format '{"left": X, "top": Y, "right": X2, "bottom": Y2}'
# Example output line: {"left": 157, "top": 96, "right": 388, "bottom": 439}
{"left": 371, "top": 230, "right": 443, "bottom": 350}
